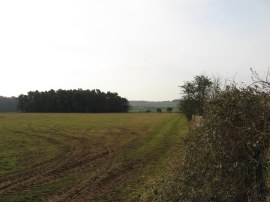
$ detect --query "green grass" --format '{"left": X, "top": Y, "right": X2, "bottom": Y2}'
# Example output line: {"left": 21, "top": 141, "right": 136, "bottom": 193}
{"left": 1, "top": 177, "right": 74, "bottom": 202}
{"left": 0, "top": 113, "right": 188, "bottom": 201}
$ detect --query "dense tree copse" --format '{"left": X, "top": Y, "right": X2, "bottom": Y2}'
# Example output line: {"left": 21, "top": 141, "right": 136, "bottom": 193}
{"left": 17, "top": 89, "right": 130, "bottom": 113}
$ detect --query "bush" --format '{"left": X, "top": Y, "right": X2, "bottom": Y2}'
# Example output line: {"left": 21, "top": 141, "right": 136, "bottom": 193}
{"left": 156, "top": 108, "right": 162, "bottom": 113}
{"left": 167, "top": 107, "right": 173, "bottom": 113}
{"left": 179, "top": 87, "right": 270, "bottom": 201}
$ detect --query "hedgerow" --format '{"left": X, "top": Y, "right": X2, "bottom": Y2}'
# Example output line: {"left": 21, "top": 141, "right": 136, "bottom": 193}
{"left": 178, "top": 87, "right": 270, "bottom": 201}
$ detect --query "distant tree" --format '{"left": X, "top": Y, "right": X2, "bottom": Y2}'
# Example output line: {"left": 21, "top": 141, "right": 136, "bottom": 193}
{"left": 179, "top": 75, "right": 213, "bottom": 120}
{"left": 166, "top": 107, "right": 173, "bottom": 113}
{"left": 17, "top": 89, "right": 130, "bottom": 113}
{"left": 146, "top": 109, "right": 151, "bottom": 113}
{"left": 156, "top": 108, "right": 162, "bottom": 113}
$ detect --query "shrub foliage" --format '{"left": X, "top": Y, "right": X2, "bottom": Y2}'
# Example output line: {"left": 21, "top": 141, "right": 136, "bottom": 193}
{"left": 180, "top": 87, "right": 270, "bottom": 201}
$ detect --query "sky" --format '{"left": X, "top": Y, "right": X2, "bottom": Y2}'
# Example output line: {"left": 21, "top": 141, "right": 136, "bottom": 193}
{"left": 0, "top": 0, "right": 270, "bottom": 101}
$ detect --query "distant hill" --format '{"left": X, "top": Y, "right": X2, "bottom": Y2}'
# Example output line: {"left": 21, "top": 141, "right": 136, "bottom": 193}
{"left": 129, "top": 100, "right": 180, "bottom": 112}
{"left": 0, "top": 96, "right": 17, "bottom": 112}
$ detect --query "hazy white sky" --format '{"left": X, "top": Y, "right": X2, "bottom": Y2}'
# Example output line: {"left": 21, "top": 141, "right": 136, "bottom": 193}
{"left": 0, "top": 0, "right": 270, "bottom": 101}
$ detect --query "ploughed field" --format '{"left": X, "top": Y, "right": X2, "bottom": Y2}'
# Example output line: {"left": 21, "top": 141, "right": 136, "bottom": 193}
{"left": 0, "top": 113, "right": 188, "bottom": 201}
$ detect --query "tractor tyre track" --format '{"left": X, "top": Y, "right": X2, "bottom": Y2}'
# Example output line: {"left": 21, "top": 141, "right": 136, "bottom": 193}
{"left": 0, "top": 132, "right": 113, "bottom": 199}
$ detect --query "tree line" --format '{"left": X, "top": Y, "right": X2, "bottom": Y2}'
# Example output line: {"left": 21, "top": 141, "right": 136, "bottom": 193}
{"left": 17, "top": 89, "right": 129, "bottom": 113}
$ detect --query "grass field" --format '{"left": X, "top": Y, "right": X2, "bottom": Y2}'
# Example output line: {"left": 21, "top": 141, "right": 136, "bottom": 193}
{"left": 0, "top": 113, "right": 188, "bottom": 201}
